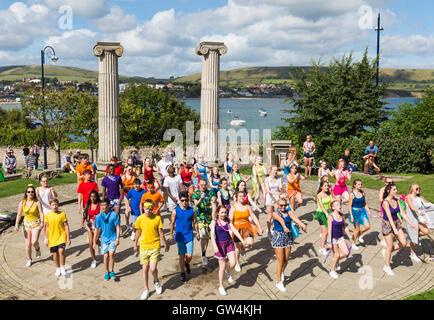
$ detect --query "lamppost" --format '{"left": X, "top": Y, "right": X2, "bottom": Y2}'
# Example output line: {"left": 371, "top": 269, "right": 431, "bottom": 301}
{"left": 40, "top": 46, "right": 59, "bottom": 170}
{"left": 375, "top": 13, "right": 384, "bottom": 87}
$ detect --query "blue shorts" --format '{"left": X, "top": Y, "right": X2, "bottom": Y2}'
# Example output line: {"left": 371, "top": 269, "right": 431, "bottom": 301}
{"left": 102, "top": 241, "right": 117, "bottom": 254}
{"left": 109, "top": 198, "right": 121, "bottom": 208}
{"left": 177, "top": 240, "right": 194, "bottom": 255}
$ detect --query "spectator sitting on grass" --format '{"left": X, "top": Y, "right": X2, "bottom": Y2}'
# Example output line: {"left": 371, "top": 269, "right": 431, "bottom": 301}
{"left": 365, "top": 155, "right": 380, "bottom": 175}
{"left": 343, "top": 149, "right": 357, "bottom": 172}
{"left": 363, "top": 140, "right": 378, "bottom": 173}
{"left": 3, "top": 148, "right": 17, "bottom": 174}
{"left": 61, "top": 151, "right": 74, "bottom": 173}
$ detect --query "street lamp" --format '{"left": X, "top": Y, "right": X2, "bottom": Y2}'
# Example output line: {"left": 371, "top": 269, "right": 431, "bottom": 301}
{"left": 41, "top": 45, "right": 59, "bottom": 170}
{"left": 375, "top": 13, "right": 384, "bottom": 87}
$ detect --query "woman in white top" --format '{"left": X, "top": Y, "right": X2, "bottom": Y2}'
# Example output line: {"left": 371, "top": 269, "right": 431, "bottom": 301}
{"left": 36, "top": 175, "right": 58, "bottom": 214}
{"left": 264, "top": 166, "right": 282, "bottom": 236}
{"left": 405, "top": 184, "right": 430, "bottom": 262}
{"left": 303, "top": 135, "right": 316, "bottom": 178}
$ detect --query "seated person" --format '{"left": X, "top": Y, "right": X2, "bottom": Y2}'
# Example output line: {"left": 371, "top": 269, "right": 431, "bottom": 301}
{"left": 73, "top": 150, "right": 81, "bottom": 167}
{"left": 365, "top": 155, "right": 380, "bottom": 175}
{"left": 3, "top": 149, "right": 17, "bottom": 174}
{"left": 61, "top": 151, "right": 74, "bottom": 173}
{"left": 363, "top": 140, "right": 378, "bottom": 173}
{"left": 25, "top": 148, "right": 37, "bottom": 170}
{"left": 342, "top": 149, "right": 357, "bottom": 172}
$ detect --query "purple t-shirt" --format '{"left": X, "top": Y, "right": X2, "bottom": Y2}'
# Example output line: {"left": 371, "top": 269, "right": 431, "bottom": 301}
{"left": 102, "top": 175, "right": 122, "bottom": 200}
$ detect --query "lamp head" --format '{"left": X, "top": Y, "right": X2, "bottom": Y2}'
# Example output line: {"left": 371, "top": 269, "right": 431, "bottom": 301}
{"left": 51, "top": 56, "right": 59, "bottom": 62}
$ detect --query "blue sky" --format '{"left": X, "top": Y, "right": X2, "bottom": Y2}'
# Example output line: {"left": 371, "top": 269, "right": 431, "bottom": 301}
{"left": 1, "top": 0, "right": 433, "bottom": 78}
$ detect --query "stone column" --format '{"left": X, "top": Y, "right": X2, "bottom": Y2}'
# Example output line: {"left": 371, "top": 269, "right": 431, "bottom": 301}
{"left": 196, "top": 41, "right": 227, "bottom": 163}
{"left": 93, "top": 42, "right": 124, "bottom": 163}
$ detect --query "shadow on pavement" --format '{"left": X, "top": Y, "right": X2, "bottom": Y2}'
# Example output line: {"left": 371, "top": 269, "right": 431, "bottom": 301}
{"left": 286, "top": 257, "right": 329, "bottom": 284}
{"left": 291, "top": 242, "right": 318, "bottom": 259}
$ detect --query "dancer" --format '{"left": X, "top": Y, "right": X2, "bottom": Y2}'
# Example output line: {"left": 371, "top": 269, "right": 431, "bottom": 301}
{"left": 333, "top": 159, "right": 352, "bottom": 204}
{"left": 302, "top": 135, "right": 316, "bottom": 177}
{"left": 81, "top": 190, "right": 100, "bottom": 267}
{"left": 44, "top": 199, "right": 70, "bottom": 276}
{"left": 264, "top": 166, "right": 282, "bottom": 236}
{"left": 93, "top": 198, "right": 121, "bottom": 281}
{"left": 75, "top": 154, "right": 95, "bottom": 185}
{"left": 209, "top": 166, "right": 221, "bottom": 195}
{"left": 122, "top": 165, "right": 137, "bottom": 230}
{"left": 139, "top": 180, "right": 165, "bottom": 217}
{"left": 169, "top": 191, "right": 199, "bottom": 282}
{"left": 286, "top": 164, "right": 306, "bottom": 211}
{"left": 405, "top": 184, "right": 431, "bottom": 263}
{"left": 314, "top": 180, "right": 334, "bottom": 255}
{"left": 163, "top": 165, "right": 183, "bottom": 213}
{"left": 280, "top": 152, "right": 298, "bottom": 186}
{"left": 210, "top": 205, "right": 246, "bottom": 296}
{"left": 317, "top": 160, "right": 331, "bottom": 186}
{"left": 229, "top": 191, "right": 263, "bottom": 272}
{"left": 348, "top": 179, "right": 371, "bottom": 250}
{"left": 224, "top": 152, "right": 234, "bottom": 180}
{"left": 15, "top": 185, "right": 44, "bottom": 267}
{"left": 379, "top": 177, "right": 393, "bottom": 247}
{"left": 102, "top": 164, "right": 124, "bottom": 214}
{"left": 234, "top": 180, "right": 261, "bottom": 212}
{"left": 143, "top": 157, "right": 160, "bottom": 191}
{"left": 179, "top": 160, "right": 194, "bottom": 201}
{"left": 134, "top": 199, "right": 169, "bottom": 300}
{"left": 272, "top": 198, "right": 307, "bottom": 291}
{"left": 230, "top": 163, "right": 250, "bottom": 190}
{"left": 217, "top": 178, "right": 232, "bottom": 211}
{"left": 327, "top": 200, "right": 352, "bottom": 279}
{"left": 125, "top": 179, "right": 147, "bottom": 241}
{"left": 192, "top": 178, "right": 216, "bottom": 266}
{"left": 381, "top": 184, "right": 417, "bottom": 276}
{"left": 36, "top": 175, "right": 58, "bottom": 215}
{"left": 77, "top": 170, "right": 99, "bottom": 215}
{"left": 251, "top": 156, "right": 267, "bottom": 205}
{"left": 193, "top": 154, "right": 209, "bottom": 188}
{"left": 105, "top": 156, "right": 123, "bottom": 176}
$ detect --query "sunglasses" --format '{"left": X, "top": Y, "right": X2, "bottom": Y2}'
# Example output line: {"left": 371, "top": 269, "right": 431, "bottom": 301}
{"left": 27, "top": 191, "right": 35, "bottom": 194}
{"left": 180, "top": 199, "right": 189, "bottom": 202}
{"left": 278, "top": 204, "right": 286, "bottom": 207}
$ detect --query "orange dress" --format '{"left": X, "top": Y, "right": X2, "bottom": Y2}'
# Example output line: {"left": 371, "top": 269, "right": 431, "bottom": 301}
{"left": 233, "top": 205, "right": 258, "bottom": 239}
{"left": 286, "top": 173, "right": 301, "bottom": 198}
{"left": 122, "top": 174, "right": 136, "bottom": 196}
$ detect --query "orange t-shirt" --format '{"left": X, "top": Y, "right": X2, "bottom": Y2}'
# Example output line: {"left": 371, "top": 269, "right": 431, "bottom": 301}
{"left": 122, "top": 174, "right": 136, "bottom": 195}
{"left": 140, "top": 192, "right": 164, "bottom": 216}
{"left": 76, "top": 163, "right": 94, "bottom": 184}
{"left": 287, "top": 173, "right": 301, "bottom": 192}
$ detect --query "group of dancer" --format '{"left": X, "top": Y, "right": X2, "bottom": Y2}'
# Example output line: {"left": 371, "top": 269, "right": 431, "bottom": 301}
{"left": 13, "top": 149, "right": 433, "bottom": 299}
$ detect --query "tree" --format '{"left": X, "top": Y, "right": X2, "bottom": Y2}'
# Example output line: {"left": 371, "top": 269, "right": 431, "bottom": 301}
{"left": 69, "top": 91, "right": 98, "bottom": 163}
{"left": 119, "top": 84, "right": 200, "bottom": 146}
{"left": 276, "top": 49, "right": 388, "bottom": 156}
{"left": 23, "top": 88, "right": 76, "bottom": 168}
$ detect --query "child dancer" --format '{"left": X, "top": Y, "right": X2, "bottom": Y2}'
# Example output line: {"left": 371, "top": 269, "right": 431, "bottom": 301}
{"left": 81, "top": 190, "right": 100, "bottom": 267}
{"left": 348, "top": 179, "right": 371, "bottom": 250}
{"left": 314, "top": 180, "right": 334, "bottom": 255}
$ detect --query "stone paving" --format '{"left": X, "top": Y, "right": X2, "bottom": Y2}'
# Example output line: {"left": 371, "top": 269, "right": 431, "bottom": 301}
{"left": 0, "top": 178, "right": 432, "bottom": 300}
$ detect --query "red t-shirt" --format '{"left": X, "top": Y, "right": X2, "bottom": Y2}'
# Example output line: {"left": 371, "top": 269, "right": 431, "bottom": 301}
{"left": 77, "top": 181, "right": 99, "bottom": 208}
{"left": 143, "top": 166, "right": 154, "bottom": 181}
{"left": 105, "top": 164, "right": 124, "bottom": 176}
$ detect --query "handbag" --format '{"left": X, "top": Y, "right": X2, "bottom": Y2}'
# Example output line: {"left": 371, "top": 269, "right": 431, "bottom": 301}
{"left": 290, "top": 219, "right": 299, "bottom": 238}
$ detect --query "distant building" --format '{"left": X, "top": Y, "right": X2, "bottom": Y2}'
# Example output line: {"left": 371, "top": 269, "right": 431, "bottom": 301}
{"left": 155, "top": 84, "right": 165, "bottom": 89}
{"left": 119, "top": 83, "right": 129, "bottom": 93}
{"left": 29, "top": 79, "right": 41, "bottom": 84}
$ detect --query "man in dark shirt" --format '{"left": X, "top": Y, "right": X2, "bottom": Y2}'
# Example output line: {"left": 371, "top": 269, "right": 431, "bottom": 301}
{"left": 343, "top": 149, "right": 357, "bottom": 172}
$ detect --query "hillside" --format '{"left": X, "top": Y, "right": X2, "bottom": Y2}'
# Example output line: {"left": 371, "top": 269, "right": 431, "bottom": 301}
{"left": 175, "top": 66, "right": 434, "bottom": 91}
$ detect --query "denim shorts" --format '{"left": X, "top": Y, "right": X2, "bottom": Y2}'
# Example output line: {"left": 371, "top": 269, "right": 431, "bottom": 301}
{"left": 102, "top": 241, "right": 117, "bottom": 254}
{"left": 177, "top": 240, "right": 194, "bottom": 255}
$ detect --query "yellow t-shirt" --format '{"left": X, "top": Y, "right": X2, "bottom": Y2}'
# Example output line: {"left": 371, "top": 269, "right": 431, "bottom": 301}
{"left": 135, "top": 214, "right": 163, "bottom": 250}
{"left": 44, "top": 211, "right": 68, "bottom": 247}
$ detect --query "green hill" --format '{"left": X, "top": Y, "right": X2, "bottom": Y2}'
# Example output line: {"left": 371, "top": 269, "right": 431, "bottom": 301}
{"left": 175, "top": 66, "right": 434, "bottom": 89}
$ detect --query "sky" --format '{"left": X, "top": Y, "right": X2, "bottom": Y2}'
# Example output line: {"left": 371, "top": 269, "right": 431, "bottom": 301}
{"left": 0, "top": 0, "right": 433, "bottom": 78}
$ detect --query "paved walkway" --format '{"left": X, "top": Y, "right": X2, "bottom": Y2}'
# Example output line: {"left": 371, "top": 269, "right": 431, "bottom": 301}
{"left": 0, "top": 180, "right": 432, "bottom": 300}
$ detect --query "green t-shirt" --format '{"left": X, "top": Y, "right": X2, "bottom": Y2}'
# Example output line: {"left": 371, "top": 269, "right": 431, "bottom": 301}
{"left": 192, "top": 189, "right": 215, "bottom": 224}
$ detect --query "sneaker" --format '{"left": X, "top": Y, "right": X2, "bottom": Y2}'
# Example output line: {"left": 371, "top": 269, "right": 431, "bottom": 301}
{"left": 185, "top": 262, "right": 191, "bottom": 274}
{"left": 381, "top": 239, "right": 386, "bottom": 247}
{"left": 218, "top": 286, "right": 227, "bottom": 296}
{"left": 329, "top": 270, "right": 339, "bottom": 279}
{"left": 225, "top": 270, "right": 233, "bottom": 283}
{"left": 180, "top": 273, "right": 186, "bottom": 283}
{"left": 60, "top": 266, "right": 66, "bottom": 276}
{"left": 358, "top": 236, "right": 364, "bottom": 244}
{"left": 352, "top": 244, "right": 360, "bottom": 251}
{"left": 109, "top": 272, "right": 116, "bottom": 280}
{"left": 25, "top": 260, "right": 32, "bottom": 268}
{"left": 104, "top": 272, "right": 110, "bottom": 281}
{"left": 409, "top": 253, "right": 421, "bottom": 263}
{"left": 35, "top": 248, "right": 41, "bottom": 258}
{"left": 319, "top": 248, "right": 327, "bottom": 256}
{"left": 202, "top": 256, "right": 208, "bottom": 266}
{"left": 54, "top": 268, "right": 61, "bottom": 277}
{"left": 381, "top": 248, "right": 386, "bottom": 259}
{"left": 91, "top": 260, "right": 97, "bottom": 268}
{"left": 154, "top": 281, "right": 163, "bottom": 295}
{"left": 275, "top": 281, "right": 286, "bottom": 292}
{"left": 140, "top": 290, "right": 149, "bottom": 300}
{"left": 131, "top": 231, "right": 135, "bottom": 241}
{"left": 383, "top": 265, "right": 394, "bottom": 276}
{"left": 234, "top": 264, "right": 241, "bottom": 272}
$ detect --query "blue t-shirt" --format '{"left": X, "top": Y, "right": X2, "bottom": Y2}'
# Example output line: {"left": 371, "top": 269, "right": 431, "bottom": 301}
{"left": 175, "top": 206, "right": 194, "bottom": 243}
{"left": 125, "top": 188, "right": 147, "bottom": 216}
{"left": 364, "top": 145, "right": 378, "bottom": 155}
{"left": 94, "top": 210, "right": 120, "bottom": 244}
{"left": 102, "top": 175, "right": 123, "bottom": 199}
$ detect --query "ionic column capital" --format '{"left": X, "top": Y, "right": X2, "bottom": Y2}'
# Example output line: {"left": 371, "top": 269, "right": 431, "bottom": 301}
{"left": 93, "top": 42, "right": 124, "bottom": 58}
{"left": 195, "top": 41, "right": 227, "bottom": 56}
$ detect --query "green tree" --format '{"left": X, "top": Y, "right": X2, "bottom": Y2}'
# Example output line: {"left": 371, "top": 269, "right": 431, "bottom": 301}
{"left": 119, "top": 84, "right": 200, "bottom": 146}
{"left": 277, "top": 49, "right": 388, "bottom": 156}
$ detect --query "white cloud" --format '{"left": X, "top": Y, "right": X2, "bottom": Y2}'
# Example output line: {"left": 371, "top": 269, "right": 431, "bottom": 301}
{"left": 382, "top": 34, "right": 434, "bottom": 57}
{"left": 89, "top": 5, "right": 137, "bottom": 33}
{"left": 45, "top": 29, "right": 99, "bottom": 60}
{"left": 37, "top": 0, "right": 109, "bottom": 19}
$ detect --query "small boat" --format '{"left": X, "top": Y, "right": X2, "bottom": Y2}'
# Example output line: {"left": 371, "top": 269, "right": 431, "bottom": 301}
{"left": 258, "top": 108, "right": 267, "bottom": 117}
{"left": 227, "top": 109, "right": 232, "bottom": 114}
{"left": 230, "top": 115, "right": 246, "bottom": 126}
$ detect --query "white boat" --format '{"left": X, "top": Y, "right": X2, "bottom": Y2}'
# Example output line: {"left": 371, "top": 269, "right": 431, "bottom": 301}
{"left": 259, "top": 108, "right": 267, "bottom": 117}
{"left": 230, "top": 115, "right": 246, "bottom": 126}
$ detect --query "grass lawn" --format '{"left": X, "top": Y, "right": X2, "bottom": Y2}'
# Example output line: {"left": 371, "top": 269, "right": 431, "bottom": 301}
{"left": 404, "top": 288, "right": 434, "bottom": 300}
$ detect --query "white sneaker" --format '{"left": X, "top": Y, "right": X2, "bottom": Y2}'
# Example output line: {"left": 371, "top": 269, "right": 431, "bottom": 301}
{"left": 383, "top": 265, "right": 394, "bottom": 276}
{"left": 319, "top": 248, "right": 327, "bottom": 256}
{"left": 381, "top": 239, "right": 386, "bottom": 247}
{"left": 409, "top": 253, "right": 421, "bottom": 263}
{"left": 381, "top": 248, "right": 386, "bottom": 259}
{"left": 275, "top": 281, "right": 286, "bottom": 292}
{"left": 352, "top": 244, "right": 360, "bottom": 251}
{"left": 202, "top": 256, "right": 208, "bottom": 266}
{"left": 225, "top": 270, "right": 233, "bottom": 283}
{"left": 219, "top": 286, "right": 227, "bottom": 296}
{"left": 154, "top": 281, "right": 163, "bottom": 295}
{"left": 91, "top": 260, "right": 97, "bottom": 268}
{"left": 234, "top": 264, "right": 241, "bottom": 272}
{"left": 131, "top": 231, "right": 135, "bottom": 241}
{"left": 26, "top": 260, "right": 32, "bottom": 268}
{"left": 358, "top": 236, "right": 364, "bottom": 244}
{"left": 140, "top": 290, "right": 149, "bottom": 300}
{"left": 60, "top": 266, "right": 66, "bottom": 276}
{"left": 329, "top": 270, "right": 339, "bottom": 279}
{"left": 54, "top": 268, "right": 61, "bottom": 277}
